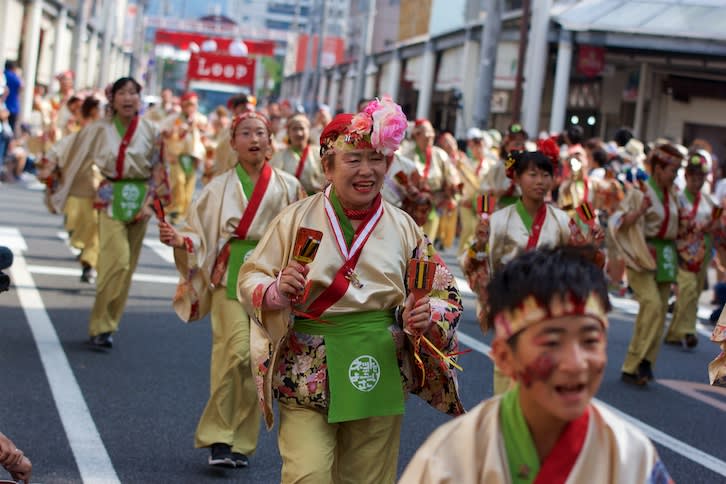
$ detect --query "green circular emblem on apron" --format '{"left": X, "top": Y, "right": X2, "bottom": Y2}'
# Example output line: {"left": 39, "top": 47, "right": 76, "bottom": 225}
{"left": 122, "top": 183, "right": 141, "bottom": 203}
{"left": 348, "top": 355, "right": 380, "bottom": 392}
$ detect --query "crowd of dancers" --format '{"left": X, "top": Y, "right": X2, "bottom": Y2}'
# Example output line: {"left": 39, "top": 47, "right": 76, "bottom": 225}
{"left": 4, "top": 71, "right": 724, "bottom": 482}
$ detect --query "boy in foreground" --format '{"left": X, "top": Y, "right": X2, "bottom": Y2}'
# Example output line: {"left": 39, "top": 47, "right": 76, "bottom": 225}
{"left": 400, "top": 246, "right": 673, "bottom": 484}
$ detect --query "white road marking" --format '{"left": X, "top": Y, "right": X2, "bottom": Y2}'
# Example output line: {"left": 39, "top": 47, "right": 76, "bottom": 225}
{"left": 56, "top": 232, "right": 175, "bottom": 264}
{"left": 7, "top": 228, "right": 120, "bottom": 483}
{"left": 455, "top": 276, "right": 472, "bottom": 295}
{"left": 0, "top": 225, "right": 28, "bottom": 251}
{"left": 457, "top": 328, "right": 726, "bottom": 477}
{"left": 56, "top": 231, "right": 82, "bottom": 256}
{"left": 457, "top": 331, "right": 492, "bottom": 358}
{"left": 27, "top": 264, "right": 178, "bottom": 285}
{"left": 697, "top": 322, "right": 716, "bottom": 339}
{"left": 597, "top": 400, "right": 726, "bottom": 477}
{"left": 143, "top": 238, "right": 175, "bottom": 264}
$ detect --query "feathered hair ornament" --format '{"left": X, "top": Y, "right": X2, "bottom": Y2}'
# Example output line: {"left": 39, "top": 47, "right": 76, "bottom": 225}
{"left": 537, "top": 137, "right": 561, "bottom": 169}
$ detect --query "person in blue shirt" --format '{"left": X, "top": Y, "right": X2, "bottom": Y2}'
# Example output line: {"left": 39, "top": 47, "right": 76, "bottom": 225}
{"left": 3, "top": 61, "right": 22, "bottom": 133}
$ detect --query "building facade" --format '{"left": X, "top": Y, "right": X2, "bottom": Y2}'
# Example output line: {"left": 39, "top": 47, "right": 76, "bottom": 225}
{"left": 0, "top": 0, "right": 136, "bottom": 120}
{"left": 283, "top": 0, "right": 726, "bottom": 158}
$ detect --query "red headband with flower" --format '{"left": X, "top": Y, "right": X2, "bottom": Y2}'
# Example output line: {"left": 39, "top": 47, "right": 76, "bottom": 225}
{"left": 230, "top": 111, "right": 271, "bottom": 141}
{"left": 319, "top": 97, "right": 408, "bottom": 158}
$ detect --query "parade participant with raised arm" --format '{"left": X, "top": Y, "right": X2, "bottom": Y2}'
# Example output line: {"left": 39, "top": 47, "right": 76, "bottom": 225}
{"left": 270, "top": 113, "right": 326, "bottom": 195}
{"left": 158, "top": 111, "right": 304, "bottom": 468}
{"left": 63, "top": 77, "right": 168, "bottom": 349}
{"left": 456, "top": 128, "right": 506, "bottom": 257}
{"left": 380, "top": 150, "right": 418, "bottom": 208}
{"left": 400, "top": 246, "right": 673, "bottom": 484}
{"left": 558, "top": 145, "right": 592, "bottom": 219}
{"left": 436, "top": 132, "right": 463, "bottom": 250}
{"left": 162, "top": 92, "right": 207, "bottom": 225}
{"left": 609, "top": 143, "right": 683, "bottom": 386}
{"left": 39, "top": 95, "right": 103, "bottom": 283}
{"left": 488, "top": 145, "right": 602, "bottom": 393}
{"left": 401, "top": 119, "right": 458, "bottom": 241}
{"left": 666, "top": 151, "right": 720, "bottom": 349}
{"left": 238, "top": 98, "right": 464, "bottom": 484}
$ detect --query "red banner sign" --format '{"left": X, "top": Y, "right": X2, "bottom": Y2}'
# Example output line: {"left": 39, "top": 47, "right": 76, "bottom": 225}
{"left": 577, "top": 45, "right": 606, "bottom": 78}
{"left": 155, "top": 30, "right": 275, "bottom": 57}
{"left": 187, "top": 52, "right": 256, "bottom": 86}
{"left": 294, "top": 34, "right": 345, "bottom": 73}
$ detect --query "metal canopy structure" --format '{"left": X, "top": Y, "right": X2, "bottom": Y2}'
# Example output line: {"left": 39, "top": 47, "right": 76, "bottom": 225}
{"left": 553, "top": 0, "right": 726, "bottom": 54}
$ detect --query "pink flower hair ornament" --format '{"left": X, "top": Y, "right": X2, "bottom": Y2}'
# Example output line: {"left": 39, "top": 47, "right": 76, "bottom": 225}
{"left": 319, "top": 97, "right": 408, "bottom": 158}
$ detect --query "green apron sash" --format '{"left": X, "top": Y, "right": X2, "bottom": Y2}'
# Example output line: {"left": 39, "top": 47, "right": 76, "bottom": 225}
{"left": 499, "top": 195, "right": 519, "bottom": 208}
{"left": 226, "top": 239, "right": 258, "bottom": 299}
{"left": 501, "top": 386, "right": 540, "bottom": 484}
{"left": 647, "top": 237, "right": 677, "bottom": 283}
{"left": 515, "top": 198, "right": 534, "bottom": 232}
{"left": 295, "top": 310, "right": 404, "bottom": 423}
{"left": 179, "top": 153, "right": 195, "bottom": 176}
{"left": 111, "top": 180, "right": 148, "bottom": 222}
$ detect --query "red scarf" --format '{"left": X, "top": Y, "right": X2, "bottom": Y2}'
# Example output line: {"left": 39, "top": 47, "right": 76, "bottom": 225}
{"left": 114, "top": 116, "right": 140, "bottom": 180}
{"left": 526, "top": 203, "right": 548, "bottom": 250}
{"left": 305, "top": 193, "right": 384, "bottom": 318}
{"left": 294, "top": 145, "right": 310, "bottom": 180}
{"left": 533, "top": 408, "right": 590, "bottom": 484}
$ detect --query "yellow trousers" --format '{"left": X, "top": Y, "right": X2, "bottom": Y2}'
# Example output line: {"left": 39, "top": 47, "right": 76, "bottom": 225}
{"left": 64, "top": 195, "right": 99, "bottom": 268}
{"left": 168, "top": 162, "right": 197, "bottom": 221}
{"left": 195, "top": 288, "right": 260, "bottom": 455}
{"left": 422, "top": 211, "right": 440, "bottom": 244}
{"left": 666, "top": 264, "right": 708, "bottom": 341}
{"left": 457, "top": 206, "right": 478, "bottom": 257}
{"left": 437, "top": 208, "right": 458, "bottom": 249}
{"left": 88, "top": 212, "right": 147, "bottom": 336}
{"left": 278, "top": 402, "right": 402, "bottom": 484}
{"left": 622, "top": 268, "right": 671, "bottom": 374}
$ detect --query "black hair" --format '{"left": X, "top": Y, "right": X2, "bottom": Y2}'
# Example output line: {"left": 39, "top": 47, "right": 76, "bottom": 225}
{"left": 648, "top": 143, "right": 683, "bottom": 170}
{"left": 613, "top": 127, "right": 633, "bottom": 147}
{"left": 512, "top": 150, "right": 554, "bottom": 176}
{"left": 81, "top": 96, "right": 101, "bottom": 119}
{"left": 110, "top": 77, "right": 142, "bottom": 100}
{"left": 229, "top": 94, "right": 251, "bottom": 109}
{"left": 566, "top": 125, "right": 584, "bottom": 145}
{"left": 592, "top": 148, "right": 608, "bottom": 168}
{"left": 4, "top": 60, "right": 16, "bottom": 70}
{"left": 487, "top": 245, "right": 611, "bottom": 331}
{"left": 108, "top": 77, "right": 141, "bottom": 116}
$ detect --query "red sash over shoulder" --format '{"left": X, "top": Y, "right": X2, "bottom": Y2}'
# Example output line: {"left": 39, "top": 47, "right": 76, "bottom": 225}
{"left": 294, "top": 145, "right": 310, "bottom": 180}
{"left": 533, "top": 407, "right": 590, "bottom": 484}
{"left": 526, "top": 204, "right": 548, "bottom": 250}
{"left": 115, "top": 116, "right": 140, "bottom": 180}
{"left": 304, "top": 189, "right": 383, "bottom": 318}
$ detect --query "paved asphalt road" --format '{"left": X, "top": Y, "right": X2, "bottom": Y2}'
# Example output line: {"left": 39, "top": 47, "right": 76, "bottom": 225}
{"left": 1, "top": 179, "right": 725, "bottom": 483}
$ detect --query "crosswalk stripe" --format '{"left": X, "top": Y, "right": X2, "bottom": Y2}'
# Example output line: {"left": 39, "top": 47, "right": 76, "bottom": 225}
{"left": 7, "top": 228, "right": 120, "bottom": 483}
{"left": 27, "top": 264, "right": 178, "bottom": 285}
{"left": 143, "top": 238, "right": 175, "bottom": 264}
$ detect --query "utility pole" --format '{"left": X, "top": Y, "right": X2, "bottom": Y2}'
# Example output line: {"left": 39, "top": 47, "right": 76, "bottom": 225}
{"left": 312, "top": 0, "right": 328, "bottom": 106}
{"left": 299, "top": 0, "right": 317, "bottom": 112}
{"left": 130, "top": 0, "right": 147, "bottom": 81}
{"left": 511, "top": 0, "right": 530, "bottom": 123}
{"left": 353, "top": 0, "right": 374, "bottom": 111}
{"left": 70, "top": 0, "right": 88, "bottom": 89}
{"left": 473, "top": 0, "right": 502, "bottom": 129}
{"left": 98, "top": 0, "right": 115, "bottom": 88}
